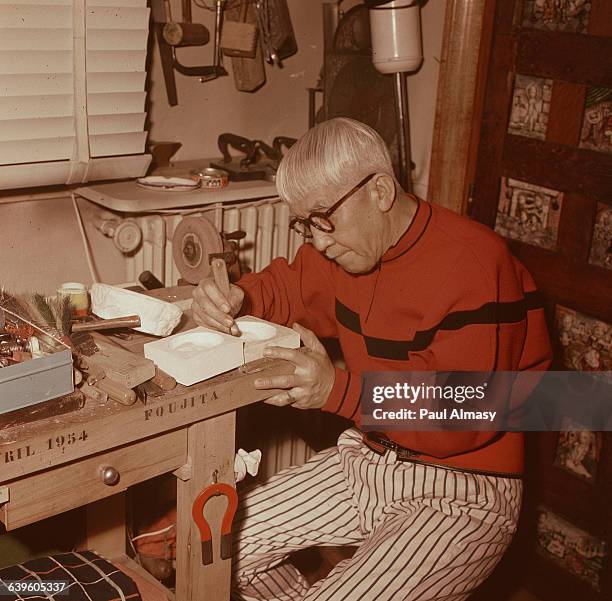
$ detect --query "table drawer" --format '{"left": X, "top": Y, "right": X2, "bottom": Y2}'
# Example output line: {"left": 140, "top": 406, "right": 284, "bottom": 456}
{"left": 1, "top": 429, "right": 186, "bottom": 530}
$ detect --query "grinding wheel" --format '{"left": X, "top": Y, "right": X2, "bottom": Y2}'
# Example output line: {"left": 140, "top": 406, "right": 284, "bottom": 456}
{"left": 172, "top": 216, "right": 224, "bottom": 284}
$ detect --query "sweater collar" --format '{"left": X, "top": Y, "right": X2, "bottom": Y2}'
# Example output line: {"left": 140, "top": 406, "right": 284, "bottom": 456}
{"left": 381, "top": 198, "right": 432, "bottom": 263}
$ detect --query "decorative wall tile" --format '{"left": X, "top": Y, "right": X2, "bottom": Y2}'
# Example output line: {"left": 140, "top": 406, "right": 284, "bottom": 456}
{"left": 495, "top": 177, "right": 562, "bottom": 249}
{"left": 555, "top": 305, "right": 611, "bottom": 373}
{"left": 537, "top": 507, "right": 607, "bottom": 590}
{"left": 522, "top": 0, "right": 592, "bottom": 33}
{"left": 508, "top": 75, "right": 553, "bottom": 140}
{"left": 554, "top": 425, "right": 602, "bottom": 483}
{"left": 588, "top": 202, "right": 612, "bottom": 270}
{"left": 579, "top": 87, "right": 612, "bottom": 154}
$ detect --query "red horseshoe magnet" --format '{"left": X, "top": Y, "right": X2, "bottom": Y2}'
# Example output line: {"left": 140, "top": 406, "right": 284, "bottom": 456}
{"left": 192, "top": 483, "right": 239, "bottom": 565}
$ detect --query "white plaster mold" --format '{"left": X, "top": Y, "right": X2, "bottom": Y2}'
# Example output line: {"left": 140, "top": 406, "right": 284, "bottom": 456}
{"left": 143, "top": 316, "right": 301, "bottom": 386}
{"left": 235, "top": 316, "right": 301, "bottom": 362}
{"left": 144, "top": 327, "right": 244, "bottom": 386}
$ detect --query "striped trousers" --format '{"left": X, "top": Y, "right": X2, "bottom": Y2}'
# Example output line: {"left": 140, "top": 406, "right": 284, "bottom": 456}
{"left": 233, "top": 429, "right": 522, "bottom": 601}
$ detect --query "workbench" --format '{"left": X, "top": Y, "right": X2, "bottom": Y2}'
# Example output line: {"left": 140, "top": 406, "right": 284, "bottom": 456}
{"left": 0, "top": 350, "right": 292, "bottom": 600}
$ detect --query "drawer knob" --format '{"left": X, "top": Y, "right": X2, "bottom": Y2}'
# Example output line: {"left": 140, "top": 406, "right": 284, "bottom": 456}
{"left": 100, "top": 466, "right": 120, "bottom": 486}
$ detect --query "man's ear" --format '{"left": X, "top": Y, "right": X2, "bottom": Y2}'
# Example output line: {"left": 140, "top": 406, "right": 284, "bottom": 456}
{"left": 371, "top": 174, "right": 396, "bottom": 212}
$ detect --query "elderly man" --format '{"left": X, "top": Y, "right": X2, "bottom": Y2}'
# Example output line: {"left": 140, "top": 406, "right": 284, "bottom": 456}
{"left": 192, "top": 118, "right": 551, "bottom": 600}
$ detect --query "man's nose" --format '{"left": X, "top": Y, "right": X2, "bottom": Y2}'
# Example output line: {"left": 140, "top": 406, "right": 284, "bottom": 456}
{"left": 310, "top": 228, "right": 334, "bottom": 253}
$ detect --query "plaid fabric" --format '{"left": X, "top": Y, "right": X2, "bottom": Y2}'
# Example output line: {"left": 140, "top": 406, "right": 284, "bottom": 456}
{"left": 0, "top": 551, "right": 143, "bottom": 601}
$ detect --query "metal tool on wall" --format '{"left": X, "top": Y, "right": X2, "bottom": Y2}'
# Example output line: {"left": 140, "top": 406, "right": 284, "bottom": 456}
{"left": 254, "top": 0, "right": 297, "bottom": 66}
{"left": 151, "top": 0, "right": 228, "bottom": 106}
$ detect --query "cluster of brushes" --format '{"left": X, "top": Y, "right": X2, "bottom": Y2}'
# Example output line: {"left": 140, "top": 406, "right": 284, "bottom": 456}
{"left": 0, "top": 289, "right": 73, "bottom": 354}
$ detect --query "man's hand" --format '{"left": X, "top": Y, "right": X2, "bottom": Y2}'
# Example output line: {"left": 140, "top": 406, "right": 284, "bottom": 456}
{"left": 192, "top": 276, "right": 245, "bottom": 336}
{"left": 254, "top": 323, "right": 335, "bottom": 410}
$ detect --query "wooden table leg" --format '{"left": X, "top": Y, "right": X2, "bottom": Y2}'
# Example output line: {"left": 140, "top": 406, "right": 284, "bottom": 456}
{"left": 175, "top": 412, "right": 236, "bottom": 601}
{"left": 83, "top": 492, "right": 126, "bottom": 557}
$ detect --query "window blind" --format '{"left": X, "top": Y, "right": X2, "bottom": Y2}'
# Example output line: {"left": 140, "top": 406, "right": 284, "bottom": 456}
{"left": 0, "top": 0, "right": 151, "bottom": 191}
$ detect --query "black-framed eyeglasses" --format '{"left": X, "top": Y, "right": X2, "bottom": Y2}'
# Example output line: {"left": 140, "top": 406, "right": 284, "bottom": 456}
{"left": 289, "top": 172, "right": 376, "bottom": 239}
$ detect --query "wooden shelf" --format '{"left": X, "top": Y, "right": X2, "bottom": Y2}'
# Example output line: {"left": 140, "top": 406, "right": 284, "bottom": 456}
{"left": 76, "top": 160, "right": 277, "bottom": 212}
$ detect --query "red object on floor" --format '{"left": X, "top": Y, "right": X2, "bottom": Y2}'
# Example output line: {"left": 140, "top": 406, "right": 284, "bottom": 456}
{"left": 133, "top": 506, "right": 176, "bottom": 560}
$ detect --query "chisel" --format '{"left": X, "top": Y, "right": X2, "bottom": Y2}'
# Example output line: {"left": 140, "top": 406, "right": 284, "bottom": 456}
{"left": 210, "top": 258, "right": 241, "bottom": 336}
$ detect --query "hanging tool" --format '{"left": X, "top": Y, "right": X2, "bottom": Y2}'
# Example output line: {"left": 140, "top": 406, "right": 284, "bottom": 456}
{"left": 163, "top": 0, "right": 210, "bottom": 47}
{"left": 225, "top": 0, "right": 266, "bottom": 92}
{"left": 221, "top": 0, "right": 258, "bottom": 58}
{"left": 151, "top": 0, "right": 227, "bottom": 106}
{"left": 254, "top": 0, "right": 297, "bottom": 67}
{"left": 255, "top": 0, "right": 279, "bottom": 66}
{"left": 191, "top": 480, "right": 238, "bottom": 565}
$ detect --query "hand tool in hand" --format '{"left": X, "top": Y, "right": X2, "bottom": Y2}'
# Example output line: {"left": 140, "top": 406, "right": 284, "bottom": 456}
{"left": 210, "top": 257, "right": 241, "bottom": 336}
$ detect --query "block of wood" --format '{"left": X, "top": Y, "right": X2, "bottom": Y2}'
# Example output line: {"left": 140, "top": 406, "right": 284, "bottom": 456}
{"left": 84, "top": 334, "right": 156, "bottom": 389}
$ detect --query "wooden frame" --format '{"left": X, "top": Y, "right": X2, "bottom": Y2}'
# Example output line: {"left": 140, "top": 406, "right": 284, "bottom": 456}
{"left": 427, "top": 0, "right": 495, "bottom": 214}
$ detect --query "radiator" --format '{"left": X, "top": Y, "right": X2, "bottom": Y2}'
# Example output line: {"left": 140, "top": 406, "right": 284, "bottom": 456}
{"left": 124, "top": 197, "right": 314, "bottom": 479}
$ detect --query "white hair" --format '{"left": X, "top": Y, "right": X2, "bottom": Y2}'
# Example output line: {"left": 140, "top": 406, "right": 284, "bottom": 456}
{"left": 276, "top": 117, "right": 395, "bottom": 205}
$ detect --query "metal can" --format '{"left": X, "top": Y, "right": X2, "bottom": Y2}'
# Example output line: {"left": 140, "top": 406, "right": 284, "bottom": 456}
{"left": 190, "top": 167, "right": 229, "bottom": 189}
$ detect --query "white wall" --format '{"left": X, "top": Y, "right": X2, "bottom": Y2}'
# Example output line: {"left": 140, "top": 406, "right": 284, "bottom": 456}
{"left": 0, "top": 195, "right": 131, "bottom": 295}
{"left": 0, "top": 0, "right": 446, "bottom": 295}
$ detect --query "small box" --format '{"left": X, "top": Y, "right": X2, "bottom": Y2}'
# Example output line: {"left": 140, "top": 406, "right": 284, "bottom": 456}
{"left": 0, "top": 349, "right": 74, "bottom": 415}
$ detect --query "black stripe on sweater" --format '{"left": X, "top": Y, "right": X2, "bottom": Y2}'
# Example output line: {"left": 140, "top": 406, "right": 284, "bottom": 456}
{"left": 335, "top": 291, "right": 544, "bottom": 360}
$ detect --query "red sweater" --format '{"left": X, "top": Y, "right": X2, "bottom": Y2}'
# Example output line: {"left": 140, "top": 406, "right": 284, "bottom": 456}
{"left": 238, "top": 200, "right": 552, "bottom": 474}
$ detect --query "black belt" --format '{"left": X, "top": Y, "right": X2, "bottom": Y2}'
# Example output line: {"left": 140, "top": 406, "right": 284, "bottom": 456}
{"left": 361, "top": 431, "right": 523, "bottom": 479}
{"left": 362, "top": 431, "right": 419, "bottom": 461}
